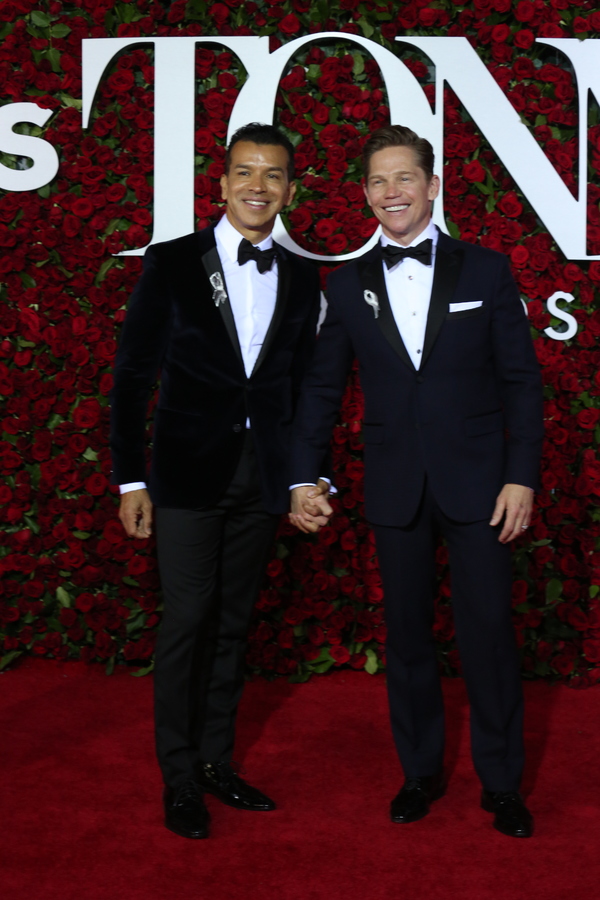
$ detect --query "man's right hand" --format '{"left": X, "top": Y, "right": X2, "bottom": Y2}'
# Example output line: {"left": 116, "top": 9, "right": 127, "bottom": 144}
{"left": 119, "top": 488, "right": 153, "bottom": 539}
{"left": 289, "top": 481, "right": 333, "bottom": 534}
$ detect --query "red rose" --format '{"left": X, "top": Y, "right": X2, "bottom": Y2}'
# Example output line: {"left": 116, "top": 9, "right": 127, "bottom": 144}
{"left": 72, "top": 398, "right": 102, "bottom": 429}
{"left": 325, "top": 233, "right": 348, "bottom": 254}
{"left": 515, "top": 0, "right": 535, "bottom": 22}
{"left": 577, "top": 409, "right": 600, "bottom": 430}
{"left": 279, "top": 12, "right": 300, "bottom": 32}
{"left": 497, "top": 191, "right": 523, "bottom": 217}
{"left": 330, "top": 645, "right": 350, "bottom": 665}
{"left": 462, "top": 160, "right": 486, "bottom": 183}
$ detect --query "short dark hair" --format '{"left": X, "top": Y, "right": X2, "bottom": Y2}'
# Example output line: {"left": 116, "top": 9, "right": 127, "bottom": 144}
{"left": 225, "top": 123, "right": 295, "bottom": 181}
{"left": 362, "top": 125, "right": 434, "bottom": 182}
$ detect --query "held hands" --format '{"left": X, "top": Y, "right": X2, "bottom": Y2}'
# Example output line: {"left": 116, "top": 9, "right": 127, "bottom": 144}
{"left": 119, "top": 488, "right": 153, "bottom": 539}
{"left": 490, "top": 483, "right": 534, "bottom": 543}
{"left": 289, "top": 479, "right": 333, "bottom": 534}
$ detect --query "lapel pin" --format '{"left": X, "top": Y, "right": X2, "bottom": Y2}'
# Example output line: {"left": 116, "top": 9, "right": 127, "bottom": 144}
{"left": 364, "top": 289, "right": 380, "bottom": 319}
{"left": 209, "top": 272, "right": 227, "bottom": 307}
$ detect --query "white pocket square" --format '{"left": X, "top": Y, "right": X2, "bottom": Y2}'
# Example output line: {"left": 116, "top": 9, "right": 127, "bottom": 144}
{"left": 449, "top": 301, "right": 483, "bottom": 312}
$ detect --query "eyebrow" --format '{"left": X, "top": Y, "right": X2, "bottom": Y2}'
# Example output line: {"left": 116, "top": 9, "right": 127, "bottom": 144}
{"left": 234, "top": 164, "right": 285, "bottom": 173}
{"left": 369, "top": 169, "right": 414, "bottom": 179}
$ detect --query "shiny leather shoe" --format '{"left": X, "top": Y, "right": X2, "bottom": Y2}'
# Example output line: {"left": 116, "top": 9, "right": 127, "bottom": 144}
{"left": 390, "top": 772, "right": 446, "bottom": 824}
{"left": 481, "top": 790, "right": 533, "bottom": 838}
{"left": 198, "top": 761, "right": 276, "bottom": 811}
{"left": 164, "top": 780, "right": 210, "bottom": 839}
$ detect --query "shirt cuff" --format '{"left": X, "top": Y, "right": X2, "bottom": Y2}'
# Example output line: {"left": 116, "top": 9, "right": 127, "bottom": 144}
{"left": 119, "top": 482, "right": 147, "bottom": 494}
{"left": 289, "top": 478, "right": 336, "bottom": 494}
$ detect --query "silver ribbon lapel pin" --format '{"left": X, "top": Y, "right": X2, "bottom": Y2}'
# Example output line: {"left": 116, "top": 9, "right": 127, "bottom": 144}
{"left": 363, "top": 289, "right": 379, "bottom": 319}
{"left": 209, "top": 272, "right": 227, "bottom": 307}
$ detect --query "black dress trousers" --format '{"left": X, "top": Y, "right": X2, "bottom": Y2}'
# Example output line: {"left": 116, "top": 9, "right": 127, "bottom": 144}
{"left": 372, "top": 482, "right": 524, "bottom": 792}
{"left": 154, "top": 431, "right": 278, "bottom": 789}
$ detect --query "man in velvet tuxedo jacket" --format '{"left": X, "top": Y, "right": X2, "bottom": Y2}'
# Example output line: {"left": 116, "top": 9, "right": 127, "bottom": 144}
{"left": 290, "top": 126, "right": 544, "bottom": 838}
{"left": 111, "top": 124, "right": 322, "bottom": 839}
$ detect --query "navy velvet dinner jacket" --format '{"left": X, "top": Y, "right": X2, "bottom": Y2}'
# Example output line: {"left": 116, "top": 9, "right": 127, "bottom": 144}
{"left": 110, "top": 225, "right": 321, "bottom": 513}
{"left": 291, "top": 230, "right": 544, "bottom": 527}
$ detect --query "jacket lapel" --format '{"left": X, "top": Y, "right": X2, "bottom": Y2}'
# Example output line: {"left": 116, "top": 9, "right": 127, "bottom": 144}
{"left": 250, "top": 242, "right": 290, "bottom": 376}
{"left": 421, "top": 235, "right": 464, "bottom": 367}
{"left": 358, "top": 245, "right": 414, "bottom": 371}
{"left": 199, "top": 234, "right": 244, "bottom": 365}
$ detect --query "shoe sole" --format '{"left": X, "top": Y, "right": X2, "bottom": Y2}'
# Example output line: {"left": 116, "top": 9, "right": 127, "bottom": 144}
{"left": 165, "top": 820, "right": 209, "bottom": 839}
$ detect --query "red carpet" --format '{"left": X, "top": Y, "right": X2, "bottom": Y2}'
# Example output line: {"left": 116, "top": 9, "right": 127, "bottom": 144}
{"left": 1, "top": 661, "right": 599, "bottom": 900}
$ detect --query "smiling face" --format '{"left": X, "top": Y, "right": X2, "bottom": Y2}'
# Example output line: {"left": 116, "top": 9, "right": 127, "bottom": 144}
{"left": 220, "top": 141, "right": 296, "bottom": 243}
{"left": 363, "top": 145, "right": 440, "bottom": 246}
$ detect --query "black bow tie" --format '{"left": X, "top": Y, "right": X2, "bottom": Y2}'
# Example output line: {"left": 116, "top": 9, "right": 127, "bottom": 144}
{"left": 382, "top": 238, "right": 432, "bottom": 269}
{"left": 237, "top": 238, "right": 277, "bottom": 274}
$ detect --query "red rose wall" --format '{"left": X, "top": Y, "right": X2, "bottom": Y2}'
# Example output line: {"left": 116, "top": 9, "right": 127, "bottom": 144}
{"left": 1, "top": 0, "right": 600, "bottom": 684}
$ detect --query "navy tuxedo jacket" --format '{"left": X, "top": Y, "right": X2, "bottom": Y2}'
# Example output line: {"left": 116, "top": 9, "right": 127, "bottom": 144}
{"left": 291, "top": 231, "right": 544, "bottom": 527}
{"left": 110, "top": 225, "right": 321, "bottom": 513}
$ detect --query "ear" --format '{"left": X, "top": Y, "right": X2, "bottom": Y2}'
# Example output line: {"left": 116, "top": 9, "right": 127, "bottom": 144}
{"left": 220, "top": 173, "right": 228, "bottom": 202}
{"left": 428, "top": 174, "right": 440, "bottom": 202}
{"left": 285, "top": 180, "right": 297, "bottom": 206}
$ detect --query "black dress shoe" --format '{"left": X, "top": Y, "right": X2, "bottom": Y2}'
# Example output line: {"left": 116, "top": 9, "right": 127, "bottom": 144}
{"left": 198, "top": 761, "right": 276, "bottom": 811}
{"left": 164, "top": 780, "right": 210, "bottom": 839}
{"left": 481, "top": 790, "right": 533, "bottom": 838}
{"left": 390, "top": 772, "right": 446, "bottom": 823}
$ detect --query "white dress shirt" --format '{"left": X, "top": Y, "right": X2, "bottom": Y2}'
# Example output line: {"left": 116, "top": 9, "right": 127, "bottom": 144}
{"left": 120, "top": 216, "right": 278, "bottom": 495}
{"left": 381, "top": 219, "right": 438, "bottom": 370}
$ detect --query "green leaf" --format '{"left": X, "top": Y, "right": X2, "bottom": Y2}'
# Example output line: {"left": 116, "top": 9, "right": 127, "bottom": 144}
{"left": 590, "top": 585, "right": 599, "bottom": 598}
{"left": 23, "top": 515, "right": 40, "bottom": 535}
{"left": 357, "top": 17, "right": 375, "bottom": 38}
{"left": 31, "top": 10, "right": 51, "bottom": 27}
{"left": 132, "top": 662, "right": 154, "bottom": 676}
{"left": 38, "top": 183, "right": 51, "bottom": 199}
{"left": 72, "top": 531, "right": 91, "bottom": 540}
{"left": 95, "top": 258, "right": 115, "bottom": 285}
{"left": 545, "top": 578, "right": 563, "bottom": 603}
{"left": 365, "top": 648, "right": 379, "bottom": 675}
{"left": 122, "top": 576, "right": 139, "bottom": 587}
{"left": 288, "top": 670, "right": 311, "bottom": 684}
{"left": 56, "top": 586, "right": 71, "bottom": 608}
{"left": 48, "top": 47, "right": 61, "bottom": 72}
{"left": 445, "top": 218, "right": 460, "bottom": 240}
{"left": 19, "top": 272, "right": 36, "bottom": 289}
{"left": 60, "top": 93, "right": 82, "bottom": 110}
{"left": 485, "top": 194, "right": 496, "bottom": 214}
{"left": 352, "top": 52, "right": 365, "bottom": 77}
{"left": 0, "top": 650, "right": 22, "bottom": 671}
{"left": 51, "top": 23, "right": 71, "bottom": 37}
{"left": 105, "top": 656, "right": 115, "bottom": 675}
{"left": 474, "top": 181, "right": 491, "bottom": 196}
{"left": 83, "top": 447, "right": 98, "bottom": 461}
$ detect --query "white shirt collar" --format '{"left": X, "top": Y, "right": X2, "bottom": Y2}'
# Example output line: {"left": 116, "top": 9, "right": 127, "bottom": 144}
{"left": 380, "top": 219, "right": 438, "bottom": 250}
{"left": 215, "top": 214, "right": 274, "bottom": 263}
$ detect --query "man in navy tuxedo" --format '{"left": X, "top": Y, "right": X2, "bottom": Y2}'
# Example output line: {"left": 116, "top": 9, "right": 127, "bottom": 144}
{"left": 290, "top": 125, "right": 544, "bottom": 838}
{"left": 111, "top": 123, "right": 324, "bottom": 839}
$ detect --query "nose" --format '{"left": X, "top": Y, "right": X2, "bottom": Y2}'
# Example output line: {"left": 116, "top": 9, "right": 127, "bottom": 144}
{"left": 248, "top": 173, "right": 265, "bottom": 193}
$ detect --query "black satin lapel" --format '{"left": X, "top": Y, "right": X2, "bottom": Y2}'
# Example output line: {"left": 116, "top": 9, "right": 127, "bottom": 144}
{"left": 200, "top": 244, "right": 243, "bottom": 363}
{"left": 251, "top": 252, "right": 290, "bottom": 375}
{"left": 421, "top": 246, "right": 464, "bottom": 366}
{"left": 359, "top": 252, "right": 414, "bottom": 371}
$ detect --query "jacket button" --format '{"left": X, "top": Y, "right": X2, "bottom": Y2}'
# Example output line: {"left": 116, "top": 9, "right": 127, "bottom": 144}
{"left": 232, "top": 424, "right": 242, "bottom": 433}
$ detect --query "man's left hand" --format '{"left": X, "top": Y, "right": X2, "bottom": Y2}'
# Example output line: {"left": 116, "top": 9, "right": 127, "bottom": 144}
{"left": 490, "top": 483, "right": 534, "bottom": 543}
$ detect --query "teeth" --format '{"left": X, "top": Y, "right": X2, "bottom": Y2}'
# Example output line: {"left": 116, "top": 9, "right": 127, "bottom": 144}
{"left": 385, "top": 205, "right": 408, "bottom": 211}
{"left": 245, "top": 201, "right": 268, "bottom": 207}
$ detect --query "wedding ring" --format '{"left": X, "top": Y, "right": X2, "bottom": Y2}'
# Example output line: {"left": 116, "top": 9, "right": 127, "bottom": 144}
{"left": 520, "top": 525, "right": 529, "bottom": 530}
